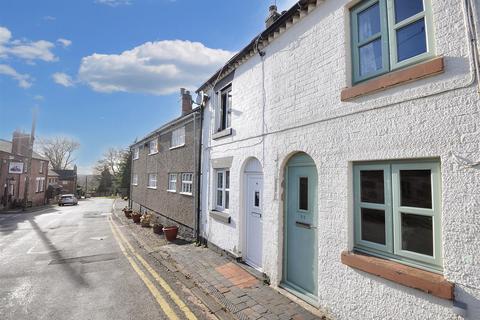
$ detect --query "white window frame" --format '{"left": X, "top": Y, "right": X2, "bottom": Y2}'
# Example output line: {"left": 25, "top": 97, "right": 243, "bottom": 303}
{"left": 147, "top": 173, "right": 157, "bottom": 189}
{"left": 148, "top": 139, "right": 158, "bottom": 155}
{"left": 35, "top": 177, "right": 45, "bottom": 192}
{"left": 132, "top": 174, "right": 138, "bottom": 186}
{"left": 180, "top": 173, "right": 193, "bottom": 195}
{"left": 133, "top": 147, "right": 139, "bottom": 160}
{"left": 215, "top": 169, "right": 230, "bottom": 211}
{"left": 215, "top": 84, "right": 232, "bottom": 133}
{"left": 39, "top": 161, "right": 44, "bottom": 174}
{"left": 170, "top": 127, "right": 185, "bottom": 149}
{"left": 167, "top": 173, "right": 177, "bottom": 192}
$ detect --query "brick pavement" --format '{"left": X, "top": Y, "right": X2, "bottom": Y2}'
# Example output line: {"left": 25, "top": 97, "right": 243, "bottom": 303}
{"left": 113, "top": 200, "right": 330, "bottom": 320}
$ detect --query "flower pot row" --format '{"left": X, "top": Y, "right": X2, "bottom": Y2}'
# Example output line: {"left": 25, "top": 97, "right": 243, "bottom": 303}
{"left": 122, "top": 207, "right": 178, "bottom": 241}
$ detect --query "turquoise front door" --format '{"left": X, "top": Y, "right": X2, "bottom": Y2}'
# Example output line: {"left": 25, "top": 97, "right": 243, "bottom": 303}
{"left": 283, "top": 153, "right": 318, "bottom": 301}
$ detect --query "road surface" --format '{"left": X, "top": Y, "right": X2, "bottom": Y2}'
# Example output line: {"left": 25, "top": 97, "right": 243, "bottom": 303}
{"left": 0, "top": 198, "right": 211, "bottom": 320}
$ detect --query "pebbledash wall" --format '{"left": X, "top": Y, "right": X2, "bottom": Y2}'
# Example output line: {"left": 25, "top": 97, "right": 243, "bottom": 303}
{"left": 199, "top": 0, "right": 480, "bottom": 319}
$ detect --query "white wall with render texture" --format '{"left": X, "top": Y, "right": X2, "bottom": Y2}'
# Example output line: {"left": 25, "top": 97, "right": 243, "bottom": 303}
{"left": 200, "top": 0, "right": 480, "bottom": 319}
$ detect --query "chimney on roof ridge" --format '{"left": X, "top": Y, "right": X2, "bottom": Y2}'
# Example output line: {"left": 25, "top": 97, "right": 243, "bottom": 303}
{"left": 265, "top": 4, "right": 281, "bottom": 28}
{"left": 180, "top": 88, "right": 192, "bottom": 116}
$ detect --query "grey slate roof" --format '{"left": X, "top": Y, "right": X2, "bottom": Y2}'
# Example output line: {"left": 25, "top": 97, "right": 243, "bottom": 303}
{"left": 52, "top": 169, "right": 77, "bottom": 181}
{"left": 0, "top": 139, "right": 48, "bottom": 161}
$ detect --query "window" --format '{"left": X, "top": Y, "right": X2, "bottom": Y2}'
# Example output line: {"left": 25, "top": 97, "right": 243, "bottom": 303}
{"left": 299, "top": 177, "right": 309, "bottom": 211}
{"left": 147, "top": 173, "right": 157, "bottom": 189}
{"left": 39, "top": 161, "right": 44, "bottom": 174}
{"left": 35, "top": 177, "right": 45, "bottom": 192}
{"left": 171, "top": 127, "right": 185, "bottom": 148}
{"left": 132, "top": 174, "right": 138, "bottom": 186}
{"left": 62, "top": 181, "right": 68, "bottom": 185}
{"left": 148, "top": 139, "right": 158, "bottom": 155}
{"left": 133, "top": 147, "right": 139, "bottom": 160}
{"left": 181, "top": 173, "right": 193, "bottom": 195}
{"left": 215, "top": 170, "right": 230, "bottom": 211}
{"left": 168, "top": 173, "right": 177, "bottom": 192}
{"left": 350, "top": 0, "right": 433, "bottom": 83}
{"left": 216, "top": 85, "right": 232, "bottom": 132}
{"left": 353, "top": 161, "right": 441, "bottom": 271}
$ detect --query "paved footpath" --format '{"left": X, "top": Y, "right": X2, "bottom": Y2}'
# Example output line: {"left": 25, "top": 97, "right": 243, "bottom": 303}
{"left": 113, "top": 200, "right": 330, "bottom": 320}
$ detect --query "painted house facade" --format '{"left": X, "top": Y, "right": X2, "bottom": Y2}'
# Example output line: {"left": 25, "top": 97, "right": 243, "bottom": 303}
{"left": 0, "top": 132, "right": 49, "bottom": 209}
{"left": 130, "top": 89, "right": 202, "bottom": 240}
{"left": 198, "top": 1, "right": 480, "bottom": 319}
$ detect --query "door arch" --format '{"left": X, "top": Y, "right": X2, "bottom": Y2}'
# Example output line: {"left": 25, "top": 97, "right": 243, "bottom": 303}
{"left": 282, "top": 152, "right": 318, "bottom": 302}
{"left": 243, "top": 158, "right": 263, "bottom": 270}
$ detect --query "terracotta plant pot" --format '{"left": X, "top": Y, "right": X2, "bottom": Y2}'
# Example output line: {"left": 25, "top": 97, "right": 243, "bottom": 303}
{"left": 163, "top": 226, "right": 178, "bottom": 241}
{"left": 132, "top": 213, "right": 141, "bottom": 223}
{"left": 153, "top": 224, "right": 163, "bottom": 235}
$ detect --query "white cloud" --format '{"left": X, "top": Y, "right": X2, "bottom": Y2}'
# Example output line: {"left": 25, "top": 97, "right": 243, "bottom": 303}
{"left": 95, "top": 0, "right": 131, "bottom": 7}
{"left": 78, "top": 40, "right": 235, "bottom": 95}
{"left": 34, "top": 95, "right": 44, "bottom": 101}
{"left": 8, "top": 40, "right": 56, "bottom": 62}
{"left": 52, "top": 72, "right": 74, "bottom": 87}
{"left": 57, "top": 38, "right": 72, "bottom": 48}
{"left": 43, "top": 16, "right": 56, "bottom": 21}
{"left": 0, "top": 26, "right": 57, "bottom": 62}
{"left": 0, "top": 64, "right": 33, "bottom": 88}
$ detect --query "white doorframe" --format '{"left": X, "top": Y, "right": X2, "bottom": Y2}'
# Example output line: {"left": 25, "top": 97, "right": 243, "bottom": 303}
{"left": 244, "top": 173, "right": 263, "bottom": 270}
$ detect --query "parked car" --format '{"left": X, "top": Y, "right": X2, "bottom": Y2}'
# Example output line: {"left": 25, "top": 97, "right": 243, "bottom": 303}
{"left": 58, "top": 194, "right": 78, "bottom": 206}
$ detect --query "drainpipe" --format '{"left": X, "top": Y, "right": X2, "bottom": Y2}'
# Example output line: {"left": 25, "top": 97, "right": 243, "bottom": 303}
{"left": 195, "top": 107, "right": 204, "bottom": 244}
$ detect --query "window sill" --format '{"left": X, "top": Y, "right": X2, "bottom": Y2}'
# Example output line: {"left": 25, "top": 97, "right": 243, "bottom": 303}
{"left": 341, "top": 251, "right": 454, "bottom": 300}
{"left": 212, "top": 128, "right": 232, "bottom": 140}
{"left": 147, "top": 186, "right": 157, "bottom": 190}
{"left": 179, "top": 192, "right": 193, "bottom": 196}
{"left": 210, "top": 210, "right": 231, "bottom": 224}
{"left": 167, "top": 190, "right": 176, "bottom": 193}
{"left": 341, "top": 57, "right": 444, "bottom": 101}
{"left": 169, "top": 144, "right": 185, "bottom": 150}
{"left": 148, "top": 152, "right": 158, "bottom": 156}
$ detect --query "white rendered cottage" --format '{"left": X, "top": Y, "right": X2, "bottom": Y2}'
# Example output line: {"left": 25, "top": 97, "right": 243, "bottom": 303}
{"left": 198, "top": 1, "right": 480, "bottom": 319}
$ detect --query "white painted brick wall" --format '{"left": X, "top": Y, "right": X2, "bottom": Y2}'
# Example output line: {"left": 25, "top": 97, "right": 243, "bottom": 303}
{"left": 200, "top": 0, "right": 480, "bottom": 319}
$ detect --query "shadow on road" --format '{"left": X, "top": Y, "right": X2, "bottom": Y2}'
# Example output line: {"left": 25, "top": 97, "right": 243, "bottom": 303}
{"left": 28, "top": 218, "right": 89, "bottom": 288}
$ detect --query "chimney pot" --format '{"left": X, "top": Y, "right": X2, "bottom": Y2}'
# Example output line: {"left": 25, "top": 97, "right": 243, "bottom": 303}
{"left": 265, "top": 4, "right": 281, "bottom": 28}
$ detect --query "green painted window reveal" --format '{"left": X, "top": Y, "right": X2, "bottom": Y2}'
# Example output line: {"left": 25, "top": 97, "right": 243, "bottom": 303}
{"left": 353, "top": 161, "right": 442, "bottom": 271}
{"left": 350, "top": 0, "right": 434, "bottom": 84}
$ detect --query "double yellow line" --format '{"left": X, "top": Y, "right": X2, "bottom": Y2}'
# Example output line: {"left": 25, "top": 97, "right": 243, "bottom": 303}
{"left": 109, "top": 217, "right": 197, "bottom": 320}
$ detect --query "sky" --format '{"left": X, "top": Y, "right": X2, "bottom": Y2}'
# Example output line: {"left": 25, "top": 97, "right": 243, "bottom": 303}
{"left": 0, "top": 0, "right": 297, "bottom": 174}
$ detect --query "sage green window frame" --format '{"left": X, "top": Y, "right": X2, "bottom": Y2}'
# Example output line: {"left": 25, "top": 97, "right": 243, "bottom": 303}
{"left": 353, "top": 161, "right": 442, "bottom": 272}
{"left": 351, "top": 0, "right": 435, "bottom": 84}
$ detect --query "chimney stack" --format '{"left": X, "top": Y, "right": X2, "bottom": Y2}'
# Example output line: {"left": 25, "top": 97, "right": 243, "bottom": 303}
{"left": 11, "top": 130, "right": 30, "bottom": 157}
{"left": 180, "top": 88, "right": 192, "bottom": 115}
{"left": 265, "top": 5, "right": 281, "bottom": 28}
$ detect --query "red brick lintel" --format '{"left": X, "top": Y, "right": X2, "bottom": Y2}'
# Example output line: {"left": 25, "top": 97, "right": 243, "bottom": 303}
{"left": 341, "top": 56, "right": 445, "bottom": 101}
{"left": 341, "top": 251, "right": 454, "bottom": 300}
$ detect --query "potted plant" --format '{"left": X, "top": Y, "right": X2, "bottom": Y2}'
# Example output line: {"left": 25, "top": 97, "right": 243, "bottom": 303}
{"left": 153, "top": 223, "right": 163, "bottom": 234}
{"left": 163, "top": 226, "right": 178, "bottom": 241}
{"left": 123, "top": 207, "right": 133, "bottom": 218}
{"left": 140, "top": 213, "right": 152, "bottom": 227}
{"left": 132, "top": 212, "right": 141, "bottom": 223}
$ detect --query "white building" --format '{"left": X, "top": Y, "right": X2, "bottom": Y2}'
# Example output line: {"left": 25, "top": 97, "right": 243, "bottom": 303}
{"left": 199, "top": 1, "right": 480, "bottom": 319}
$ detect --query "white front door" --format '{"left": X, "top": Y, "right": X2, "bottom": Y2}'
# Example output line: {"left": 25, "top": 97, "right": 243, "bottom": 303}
{"left": 245, "top": 174, "right": 263, "bottom": 270}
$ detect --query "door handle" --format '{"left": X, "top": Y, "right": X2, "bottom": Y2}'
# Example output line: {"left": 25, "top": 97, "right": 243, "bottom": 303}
{"left": 252, "top": 212, "right": 262, "bottom": 218}
{"left": 295, "top": 221, "right": 316, "bottom": 229}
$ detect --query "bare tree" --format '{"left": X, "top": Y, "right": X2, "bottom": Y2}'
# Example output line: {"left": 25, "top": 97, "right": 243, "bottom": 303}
{"left": 38, "top": 136, "right": 80, "bottom": 170}
{"left": 95, "top": 147, "right": 127, "bottom": 176}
